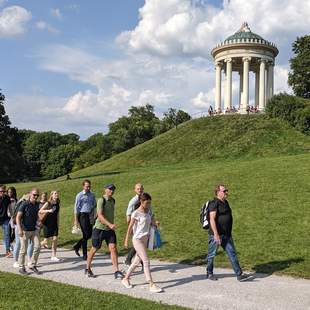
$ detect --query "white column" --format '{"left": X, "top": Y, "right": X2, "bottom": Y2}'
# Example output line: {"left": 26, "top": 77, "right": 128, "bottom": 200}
{"left": 265, "top": 66, "right": 269, "bottom": 101}
{"left": 267, "top": 62, "right": 274, "bottom": 100}
{"left": 255, "top": 71, "right": 259, "bottom": 107}
{"left": 224, "top": 58, "right": 232, "bottom": 113}
{"left": 239, "top": 70, "right": 243, "bottom": 111}
{"left": 259, "top": 59, "right": 266, "bottom": 111}
{"left": 215, "top": 61, "right": 222, "bottom": 113}
{"left": 242, "top": 57, "right": 251, "bottom": 113}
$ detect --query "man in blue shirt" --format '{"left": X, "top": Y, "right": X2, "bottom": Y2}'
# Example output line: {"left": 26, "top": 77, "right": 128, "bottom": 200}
{"left": 73, "top": 179, "right": 96, "bottom": 260}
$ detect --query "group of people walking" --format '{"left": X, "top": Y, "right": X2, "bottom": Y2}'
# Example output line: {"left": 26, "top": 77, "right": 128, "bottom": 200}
{"left": 73, "top": 180, "right": 163, "bottom": 293}
{"left": 0, "top": 185, "right": 60, "bottom": 275}
{"left": 0, "top": 179, "right": 249, "bottom": 294}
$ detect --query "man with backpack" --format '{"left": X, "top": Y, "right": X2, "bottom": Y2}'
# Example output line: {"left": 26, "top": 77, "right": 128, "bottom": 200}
{"left": 205, "top": 184, "right": 249, "bottom": 281}
{"left": 16, "top": 188, "right": 42, "bottom": 275}
{"left": 85, "top": 184, "right": 124, "bottom": 279}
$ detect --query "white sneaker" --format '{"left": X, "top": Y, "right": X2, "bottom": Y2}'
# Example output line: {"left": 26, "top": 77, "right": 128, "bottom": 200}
{"left": 13, "top": 262, "right": 19, "bottom": 268}
{"left": 149, "top": 284, "right": 163, "bottom": 293}
{"left": 27, "top": 262, "right": 32, "bottom": 268}
{"left": 51, "top": 256, "right": 60, "bottom": 262}
{"left": 121, "top": 278, "right": 133, "bottom": 289}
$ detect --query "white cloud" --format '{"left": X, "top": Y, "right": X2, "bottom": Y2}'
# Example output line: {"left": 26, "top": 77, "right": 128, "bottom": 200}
{"left": 191, "top": 90, "right": 214, "bottom": 108}
{"left": 16, "top": 0, "right": 307, "bottom": 137}
{"left": 36, "top": 20, "right": 59, "bottom": 34}
{"left": 274, "top": 65, "right": 292, "bottom": 94}
{"left": 0, "top": 5, "right": 31, "bottom": 37}
{"left": 138, "top": 90, "right": 173, "bottom": 105}
{"left": 51, "top": 8, "right": 62, "bottom": 19}
{"left": 119, "top": 0, "right": 310, "bottom": 64}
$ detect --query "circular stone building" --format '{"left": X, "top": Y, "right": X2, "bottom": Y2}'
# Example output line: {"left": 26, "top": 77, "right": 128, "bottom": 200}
{"left": 211, "top": 22, "right": 279, "bottom": 114}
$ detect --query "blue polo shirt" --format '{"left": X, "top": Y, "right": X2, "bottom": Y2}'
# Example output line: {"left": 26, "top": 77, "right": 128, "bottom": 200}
{"left": 74, "top": 191, "right": 96, "bottom": 214}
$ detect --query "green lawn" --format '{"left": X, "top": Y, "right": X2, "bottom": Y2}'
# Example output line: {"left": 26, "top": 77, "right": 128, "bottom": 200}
{"left": 5, "top": 115, "right": 310, "bottom": 279}
{"left": 11, "top": 153, "right": 310, "bottom": 278}
{"left": 0, "top": 272, "right": 186, "bottom": 310}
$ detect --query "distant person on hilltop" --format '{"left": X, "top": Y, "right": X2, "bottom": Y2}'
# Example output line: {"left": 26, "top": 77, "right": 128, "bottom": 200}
{"left": 73, "top": 179, "right": 96, "bottom": 260}
{"left": 124, "top": 183, "right": 145, "bottom": 267}
{"left": 208, "top": 105, "right": 213, "bottom": 116}
{"left": 206, "top": 184, "right": 250, "bottom": 282}
{"left": 85, "top": 183, "right": 124, "bottom": 279}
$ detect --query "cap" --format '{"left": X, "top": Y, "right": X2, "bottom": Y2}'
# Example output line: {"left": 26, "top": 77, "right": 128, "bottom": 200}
{"left": 104, "top": 183, "right": 116, "bottom": 191}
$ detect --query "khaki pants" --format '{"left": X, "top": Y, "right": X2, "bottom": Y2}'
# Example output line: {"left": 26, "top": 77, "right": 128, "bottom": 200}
{"left": 126, "top": 235, "right": 152, "bottom": 282}
{"left": 18, "top": 230, "right": 40, "bottom": 268}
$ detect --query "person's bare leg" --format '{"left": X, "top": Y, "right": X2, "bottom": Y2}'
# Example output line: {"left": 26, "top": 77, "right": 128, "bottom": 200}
{"left": 109, "top": 243, "right": 119, "bottom": 272}
{"left": 51, "top": 236, "right": 57, "bottom": 257}
{"left": 86, "top": 247, "right": 97, "bottom": 270}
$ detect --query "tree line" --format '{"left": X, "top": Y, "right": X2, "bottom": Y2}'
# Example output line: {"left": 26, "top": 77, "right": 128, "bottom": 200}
{"left": 0, "top": 96, "right": 191, "bottom": 182}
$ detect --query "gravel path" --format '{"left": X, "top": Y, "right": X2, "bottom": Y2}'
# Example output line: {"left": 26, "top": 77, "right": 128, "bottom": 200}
{"left": 0, "top": 245, "right": 309, "bottom": 310}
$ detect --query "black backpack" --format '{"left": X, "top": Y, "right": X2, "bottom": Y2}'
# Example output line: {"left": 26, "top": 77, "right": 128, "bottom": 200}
{"left": 199, "top": 201, "right": 210, "bottom": 230}
{"left": 12, "top": 199, "right": 25, "bottom": 225}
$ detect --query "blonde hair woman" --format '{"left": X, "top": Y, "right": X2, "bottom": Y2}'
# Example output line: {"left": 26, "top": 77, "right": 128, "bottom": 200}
{"left": 39, "top": 191, "right": 60, "bottom": 261}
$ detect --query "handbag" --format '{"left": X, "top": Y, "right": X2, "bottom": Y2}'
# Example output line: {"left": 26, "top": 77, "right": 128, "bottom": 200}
{"left": 147, "top": 226, "right": 162, "bottom": 250}
{"left": 147, "top": 226, "right": 156, "bottom": 250}
{"left": 71, "top": 225, "right": 82, "bottom": 235}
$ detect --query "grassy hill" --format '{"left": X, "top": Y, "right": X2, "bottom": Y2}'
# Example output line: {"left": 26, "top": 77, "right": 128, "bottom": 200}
{"left": 69, "top": 114, "right": 310, "bottom": 176}
{"left": 11, "top": 115, "right": 310, "bottom": 279}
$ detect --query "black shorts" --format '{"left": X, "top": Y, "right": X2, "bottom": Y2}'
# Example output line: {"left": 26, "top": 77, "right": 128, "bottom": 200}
{"left": 92, "top": 228, "right": 117, "bottom": 249}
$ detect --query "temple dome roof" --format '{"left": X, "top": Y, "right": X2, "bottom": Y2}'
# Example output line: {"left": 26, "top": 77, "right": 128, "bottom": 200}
{"left": 224, "top": 23, "right": 264, "bottom": 43}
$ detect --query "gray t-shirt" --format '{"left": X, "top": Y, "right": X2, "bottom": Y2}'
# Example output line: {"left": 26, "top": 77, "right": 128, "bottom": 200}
{"left": 126, "top": 194, "right": 153, "bottom": 217}
{"left": 126, "top": 195, "right": 139, "bottom": 216}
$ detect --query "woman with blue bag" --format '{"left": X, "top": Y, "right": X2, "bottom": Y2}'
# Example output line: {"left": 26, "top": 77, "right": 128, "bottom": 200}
{"left": 123, "top": 193, "right": 163, "bottom": 293}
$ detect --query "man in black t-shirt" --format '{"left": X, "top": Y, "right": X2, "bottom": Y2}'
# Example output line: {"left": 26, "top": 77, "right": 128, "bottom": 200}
{"left": 16, "top": 188, "right": 42, "bottom": 275}
{"left": 206, "top": 184, "right": 249, "bottom": 282}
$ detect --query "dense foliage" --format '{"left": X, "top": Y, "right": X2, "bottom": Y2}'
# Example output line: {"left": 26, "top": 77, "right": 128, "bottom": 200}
{"left": 0, "top": 93, "right": 191, "bottom": 181}
{"left": 266, "top": 93, "right": 310, "bottom": 134}
{"left": 288, "top": 35, "right": 310, "bottom": 98}
{"left": 0, "top": 92, "right": 25, "bottom": 182}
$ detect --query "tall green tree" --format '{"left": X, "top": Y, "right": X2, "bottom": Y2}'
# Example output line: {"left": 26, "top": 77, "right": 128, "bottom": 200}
{"left": 288, "top": 35, "right": 310, "bottom": 98}
{"left": 162, "top": 108, "right": 191, "bottom": 130}
{"left": 0, "top": 91, "right": 25, "bottom": 181}
{"left": 108, "top": 104, "right": 160, "bottom": 153}
{"left": 42, "top": 144, "right": 82, "bottom": 179}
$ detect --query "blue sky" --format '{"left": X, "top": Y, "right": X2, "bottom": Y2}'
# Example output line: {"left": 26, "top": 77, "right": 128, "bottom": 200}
{"left": 1, "top": 0, "right": 309, "bottom": 138}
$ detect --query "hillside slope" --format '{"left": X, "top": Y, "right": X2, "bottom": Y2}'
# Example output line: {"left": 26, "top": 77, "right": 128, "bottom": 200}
{"left": 71, "top": 114, "right": 310, "bottom": 177}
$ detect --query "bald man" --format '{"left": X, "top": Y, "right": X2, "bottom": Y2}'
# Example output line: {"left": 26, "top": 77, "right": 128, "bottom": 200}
{"left": 124, "top": 183, "right": 144, "bottom": 266}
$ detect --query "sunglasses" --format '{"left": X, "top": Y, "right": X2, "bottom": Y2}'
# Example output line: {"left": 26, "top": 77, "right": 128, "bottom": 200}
{"left": 32, "top": 194, "right": 39, "bottom": 197}
{"left": 222, "top": 189, "right": 228, "bottom": 193}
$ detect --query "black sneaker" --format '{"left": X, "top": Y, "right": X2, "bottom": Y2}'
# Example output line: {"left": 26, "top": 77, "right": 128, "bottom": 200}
{"left": 73, "top": 246, "right": 80, "bottom": 257}
{"left": 206, "top": 274, "right": 218, "bottom": 281}
{"left": 237, "top": 273, "right": 250, "bottom": 282}
{"left": 85, "top": 269, "right": 96, "bottom": 278}
{"left": 29, "top": 266, "right": 42, "bottom": 275}
{"left": 114, "top": 271, "right": 124, "bottom": 279}
{"left": 82, "top": 254, "right": 87, "bottom": 261}
{"left": 19, "top": 267, "right": 28, "bottom": 275}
